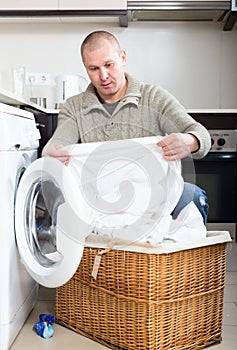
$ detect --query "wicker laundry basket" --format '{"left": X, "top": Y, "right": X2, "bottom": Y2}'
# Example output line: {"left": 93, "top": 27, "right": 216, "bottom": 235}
{"left": 55, "top": 232, "right": 231, "bottom": 350}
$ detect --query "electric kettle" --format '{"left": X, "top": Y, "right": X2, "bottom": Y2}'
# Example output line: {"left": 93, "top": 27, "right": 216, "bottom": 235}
{"left": 55, "top": 74, "right": 88, "bottom": 108}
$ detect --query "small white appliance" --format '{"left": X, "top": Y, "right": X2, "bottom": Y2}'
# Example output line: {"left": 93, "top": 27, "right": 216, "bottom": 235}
{"left": 55, "top": 74, "right": 88, "bottom": 107}
{"left": 0, "top": 103, "right": 40, "bottom": 350}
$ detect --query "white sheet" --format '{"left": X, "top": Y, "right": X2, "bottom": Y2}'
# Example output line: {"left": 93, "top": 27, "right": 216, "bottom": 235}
{"left": 64, "top": 136, "right": 206, "bottom": 244}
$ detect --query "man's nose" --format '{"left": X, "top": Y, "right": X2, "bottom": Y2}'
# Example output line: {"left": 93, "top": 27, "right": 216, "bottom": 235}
{"left": 100, "top": 68, "right": 109, "bottom": 80}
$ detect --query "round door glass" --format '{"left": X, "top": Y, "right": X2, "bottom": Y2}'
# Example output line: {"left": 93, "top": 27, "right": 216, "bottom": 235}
{"left": 24, "top": 178, "right": 65, "bottom": 267}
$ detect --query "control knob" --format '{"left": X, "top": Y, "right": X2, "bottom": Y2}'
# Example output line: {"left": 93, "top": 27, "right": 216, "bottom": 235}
{"left": 217, "top": 138, "right": 226, "bottom": 147}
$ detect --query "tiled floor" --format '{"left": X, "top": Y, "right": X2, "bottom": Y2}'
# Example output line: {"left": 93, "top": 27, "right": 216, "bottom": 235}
{"left": 10, "top": 242, "right": 237, "bottom": 350}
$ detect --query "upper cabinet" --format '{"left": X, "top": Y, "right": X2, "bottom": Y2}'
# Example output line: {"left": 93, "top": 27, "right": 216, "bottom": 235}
{"left": 0, "top": 0, "right": 128, "bottom": 26}
{"left": 0, "top": 0, "right": 58, "bottom": 10}
{"left": 59, "top": 0, "right": 126, "bottom": 10}
{"left": 58, "top": 0, "right": 127, "bottom": 26}
{"left": 0, "top": 0, "right": 127, "bottom": 10}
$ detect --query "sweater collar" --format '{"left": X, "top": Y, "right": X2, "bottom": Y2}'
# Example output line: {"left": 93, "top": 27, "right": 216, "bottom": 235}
{"left": 82, "top": 73, "right": 141, "bottom": 115}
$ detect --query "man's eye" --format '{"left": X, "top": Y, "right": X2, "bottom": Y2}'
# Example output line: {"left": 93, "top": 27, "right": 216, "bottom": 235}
{"left": 106, "top": 63, "right": 113, "bottom": 68}
{"left": 90, "top": 67, "right": 97, "bottom": 71}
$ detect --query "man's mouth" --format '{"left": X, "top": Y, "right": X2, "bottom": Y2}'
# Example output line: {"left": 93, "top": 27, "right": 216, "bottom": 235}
{"left": 101, "top": 82, "right": 112, "bottom": 88}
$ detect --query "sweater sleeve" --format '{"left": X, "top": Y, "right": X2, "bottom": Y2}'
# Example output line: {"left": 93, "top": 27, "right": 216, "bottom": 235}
{"left": 147, "top": 85, "right": 211, "bottom": 159}
{"left": 160, "top": 107, "right": 211, "bottom": 159}
{"left": 42, "top": 97, "right": 80, "bottom": 155}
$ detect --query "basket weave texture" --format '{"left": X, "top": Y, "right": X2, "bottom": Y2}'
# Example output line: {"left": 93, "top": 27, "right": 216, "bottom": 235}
{"left": 56, "top": 242, "right": 227, "bottom": 350}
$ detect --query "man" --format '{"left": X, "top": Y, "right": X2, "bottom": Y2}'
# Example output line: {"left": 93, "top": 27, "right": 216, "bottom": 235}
{"left": 43, "top": 30, "right": 211, "bottom": 223}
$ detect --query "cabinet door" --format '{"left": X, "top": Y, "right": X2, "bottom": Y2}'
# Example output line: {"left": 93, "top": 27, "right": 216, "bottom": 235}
{"left": 33, "top": 112, "right": 58, "bottom": 157}
{"left": 0, "top": 0, "right": 58, "bottom": 10}
{"left": 59, "top": 0, "right": 126, "bottom": 10}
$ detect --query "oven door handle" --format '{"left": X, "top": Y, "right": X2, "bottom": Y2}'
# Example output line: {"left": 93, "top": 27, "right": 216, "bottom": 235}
{"left": 200, "top": 152, "right": 237, "bottom": 161}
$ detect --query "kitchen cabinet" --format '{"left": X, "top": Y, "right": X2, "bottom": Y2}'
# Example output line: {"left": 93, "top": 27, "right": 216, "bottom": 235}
{"left": 0, "top": 0, "right": 127, "bottom": 10}
{"left": 59, "top": 0, "right": 126, "bottom": 10}
{"left": 0, "top": 0, "right": 58, "bottom": 10}
{"left": 0, "top": 0, "right": 128, "bottom": 26}
{"left": 58, "top": 0, "right": 127, "bottom": 26}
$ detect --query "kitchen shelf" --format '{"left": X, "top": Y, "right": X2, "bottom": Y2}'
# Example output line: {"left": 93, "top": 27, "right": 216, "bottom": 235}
{"left": 0, "top": 88, "right": 58, "bottom": 114}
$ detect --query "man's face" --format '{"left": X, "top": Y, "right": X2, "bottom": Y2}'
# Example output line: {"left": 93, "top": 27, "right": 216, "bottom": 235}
{"left": 83, "top": 40, "right": 127, "bottom": 103}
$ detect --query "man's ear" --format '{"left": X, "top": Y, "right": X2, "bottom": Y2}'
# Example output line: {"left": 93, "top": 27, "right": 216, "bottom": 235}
{"left": 120, "top": 49, "right": 127, "bottom": 65}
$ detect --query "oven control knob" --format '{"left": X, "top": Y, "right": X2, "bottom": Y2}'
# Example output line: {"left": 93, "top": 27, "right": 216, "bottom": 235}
{"left": 217, "top": 138, "right": 226, "bottom": 147}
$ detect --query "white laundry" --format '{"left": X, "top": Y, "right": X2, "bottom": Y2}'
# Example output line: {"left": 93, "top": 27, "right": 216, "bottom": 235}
{"left": 164, "top": 202, "right": 207, "bottom": 243}
{"left": 64, "top": 136, "right": 206, "bottom": 244}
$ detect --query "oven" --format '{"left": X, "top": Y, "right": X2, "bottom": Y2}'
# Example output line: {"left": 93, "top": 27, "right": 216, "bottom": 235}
{"left": 182, "top": 129, "right": 237, "bottom": 241}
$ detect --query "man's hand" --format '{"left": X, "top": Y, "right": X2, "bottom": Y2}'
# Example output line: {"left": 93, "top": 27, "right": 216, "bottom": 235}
{"left": 157, "top": 133, "right": 199, "bottom": 161}
{"left": 42, "top": 143, "right": 71, "bottom": 165}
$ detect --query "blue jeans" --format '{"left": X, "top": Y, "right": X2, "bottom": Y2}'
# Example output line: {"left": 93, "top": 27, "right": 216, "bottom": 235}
{"left": 171, "top": 182, "right": 209, "bottom": 224}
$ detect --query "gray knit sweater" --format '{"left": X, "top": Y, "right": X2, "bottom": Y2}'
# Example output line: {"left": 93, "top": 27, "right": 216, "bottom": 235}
{"left": 44, "top": 73, "right": 211, "bottom": 159}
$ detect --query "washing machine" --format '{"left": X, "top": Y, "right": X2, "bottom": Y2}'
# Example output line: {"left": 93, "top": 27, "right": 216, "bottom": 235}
{"left": 0, "top": 103, "right": 40, "bottom": 350}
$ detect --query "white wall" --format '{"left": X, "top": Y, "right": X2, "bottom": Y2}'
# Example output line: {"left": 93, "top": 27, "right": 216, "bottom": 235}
{"left": 0, "top": 19, "right": 236, "bottom": 109}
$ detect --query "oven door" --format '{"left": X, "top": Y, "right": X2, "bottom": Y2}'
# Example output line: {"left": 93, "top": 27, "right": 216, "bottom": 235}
{"left": 182, "top": 152, "right": 237, "bottom": 240}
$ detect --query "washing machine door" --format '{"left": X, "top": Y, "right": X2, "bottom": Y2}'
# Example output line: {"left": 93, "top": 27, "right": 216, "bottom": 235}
{"left": 15, "top": 157, "right": 93, "bottom": 288}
